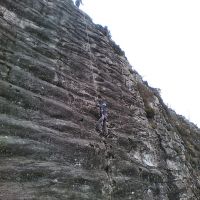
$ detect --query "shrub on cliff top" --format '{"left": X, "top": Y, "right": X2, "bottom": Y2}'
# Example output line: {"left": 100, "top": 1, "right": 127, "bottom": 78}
{"left": 137, "top": 82, "right": 155, "bottom": 119}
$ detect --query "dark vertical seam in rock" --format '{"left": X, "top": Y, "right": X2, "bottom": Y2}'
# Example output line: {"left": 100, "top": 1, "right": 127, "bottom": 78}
{"left": 155, "top": 131, "right": 180, "bottom": 200}
{"left": 184, "top": 163, "right": 200, "bottom": 200}
{"left": 168, "top": 118, "right": 200, "bottom": 199}
{"left": 102, "top": 139, "right": 114, "bottom": 200}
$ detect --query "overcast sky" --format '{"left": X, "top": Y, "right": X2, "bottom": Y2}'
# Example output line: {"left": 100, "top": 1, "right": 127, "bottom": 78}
{"left": 80, "top": 0, "right": 200, "bottom": 127}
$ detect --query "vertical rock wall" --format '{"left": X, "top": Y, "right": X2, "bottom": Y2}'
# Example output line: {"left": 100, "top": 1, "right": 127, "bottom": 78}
{"left": 0, "top": 0, "right": 199, "bottom": 199}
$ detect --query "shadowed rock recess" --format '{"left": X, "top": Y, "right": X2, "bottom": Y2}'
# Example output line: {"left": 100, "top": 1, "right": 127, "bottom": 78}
{"left": 0, "top": 0, "right": 200, "bottom": 199}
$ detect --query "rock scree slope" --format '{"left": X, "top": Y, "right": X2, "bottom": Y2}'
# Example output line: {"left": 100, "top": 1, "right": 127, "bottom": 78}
{"left": 0, "top": 0, "right": 200, "bottom": 199}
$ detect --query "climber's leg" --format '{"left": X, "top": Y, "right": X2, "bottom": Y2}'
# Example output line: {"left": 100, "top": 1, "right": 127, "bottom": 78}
{"left": 96, "top": 115, "right": 104, "bottom": 132}
{"left": 102, "top": 119, "right": 108, "bottom": 136}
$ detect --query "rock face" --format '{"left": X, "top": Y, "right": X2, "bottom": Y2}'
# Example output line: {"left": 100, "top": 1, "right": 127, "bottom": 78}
{"left": 0, "top": 0, "right": 200, "bottom": 199}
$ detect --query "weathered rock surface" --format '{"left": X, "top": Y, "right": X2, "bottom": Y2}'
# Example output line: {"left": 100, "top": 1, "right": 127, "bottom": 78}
{"left": 0, "top": 0, "right": 200, "bottom": 199}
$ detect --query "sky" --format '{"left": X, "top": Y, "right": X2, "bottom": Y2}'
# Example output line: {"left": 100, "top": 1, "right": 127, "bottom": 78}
{"left": 80, "top": 0, "right": 200, "bottom": 127}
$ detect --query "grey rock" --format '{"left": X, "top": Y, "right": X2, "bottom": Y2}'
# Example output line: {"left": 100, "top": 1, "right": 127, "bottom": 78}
{"left": 0, "top": 0, "right": 200, "bottom": 199}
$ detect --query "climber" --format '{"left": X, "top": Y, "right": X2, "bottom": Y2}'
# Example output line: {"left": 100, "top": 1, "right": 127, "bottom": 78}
{"left": 75, "top": 0, "right": 83, "bottom": 8}
{"left": 96, "top": 97, "right": 108, "bottom": 136}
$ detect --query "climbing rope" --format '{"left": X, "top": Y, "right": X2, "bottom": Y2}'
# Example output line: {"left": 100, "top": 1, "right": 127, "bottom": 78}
{"left": 83, "top": 13, "right": 98, "bottom": 100}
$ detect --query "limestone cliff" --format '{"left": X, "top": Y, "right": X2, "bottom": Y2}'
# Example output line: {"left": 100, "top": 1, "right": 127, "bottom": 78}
{"left": 0, "top": 0, "right": 200, "bottom": 199}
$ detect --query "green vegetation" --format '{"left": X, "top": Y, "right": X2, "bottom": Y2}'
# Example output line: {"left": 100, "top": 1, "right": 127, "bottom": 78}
{"left": 145, "top": 106, "right": 155, "bottom": 119}
{"left": 137, "top": 82, "right": 155, "bottom": 119}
